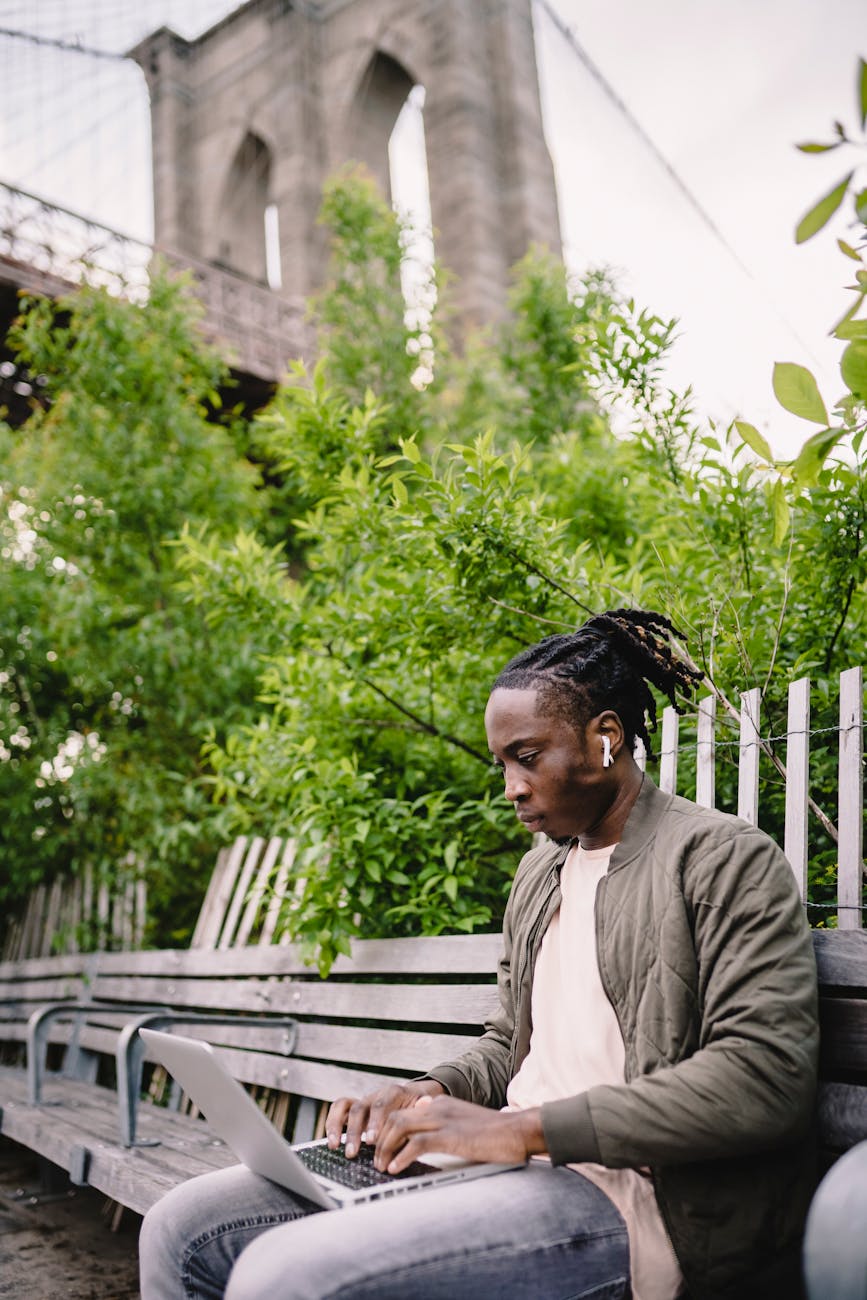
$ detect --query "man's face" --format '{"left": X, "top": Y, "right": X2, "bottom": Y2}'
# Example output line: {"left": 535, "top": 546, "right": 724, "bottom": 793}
{"left": 485, "top": 686, "right": 615, "bottom": 845}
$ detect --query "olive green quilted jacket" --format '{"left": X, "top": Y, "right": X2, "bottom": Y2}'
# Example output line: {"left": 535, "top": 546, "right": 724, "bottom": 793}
{"left": 428, "top": 776, "right": 819, "bottom": 1299}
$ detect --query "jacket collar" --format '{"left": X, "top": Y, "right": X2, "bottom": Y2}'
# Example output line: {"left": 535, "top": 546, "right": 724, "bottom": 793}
{"left": 607, "top": 772, "right": 674, "bottom": 872}
{"left": 541, "top": 771, "right": 674, "bottom": 876}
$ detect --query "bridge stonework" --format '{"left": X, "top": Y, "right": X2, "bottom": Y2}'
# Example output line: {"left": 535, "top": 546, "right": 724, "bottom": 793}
{"left": 130, "top": 0, "right": 562, "bottom": 333}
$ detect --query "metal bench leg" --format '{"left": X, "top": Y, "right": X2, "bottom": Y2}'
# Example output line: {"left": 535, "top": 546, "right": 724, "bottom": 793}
{"left": 803, "top": 1140, "right": 867, "bottom": 1300}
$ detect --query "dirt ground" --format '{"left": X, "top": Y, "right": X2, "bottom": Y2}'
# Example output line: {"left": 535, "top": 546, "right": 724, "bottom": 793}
{"left": 0, "top": 1136, "right": 141, "bottom": 1299}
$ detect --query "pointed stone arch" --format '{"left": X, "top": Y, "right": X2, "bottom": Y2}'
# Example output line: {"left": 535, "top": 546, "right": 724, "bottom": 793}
{"left": 346, "top": 51, "right": 417, "bottom": 202}
{"left": 215, "top": 130, "right": 273, "bottom": 283}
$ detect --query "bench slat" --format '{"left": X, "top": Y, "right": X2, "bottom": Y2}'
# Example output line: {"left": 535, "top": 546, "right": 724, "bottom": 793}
{"left": 812, "top": 931, "right": 867, "bottom": 988}
{"left": 92, "top": 934, "right": 504, "bottom": 979}
{"left": 818, "top": 998, "right": 867, "bottom": 1073}
{"left": 90, "top": 976, "right": 499, "bottom": 1025}
{"left": 817, "top": 1080, "right": 867, "bottom": 1151}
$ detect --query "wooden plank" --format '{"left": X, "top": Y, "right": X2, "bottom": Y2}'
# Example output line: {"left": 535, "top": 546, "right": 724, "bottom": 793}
{"left": 784, "top": 676, "right": 810, "bottom": 899}
{"left": 0, "top": 953, "right": 90, "bottom": 980}
{"left": 819, "top": 998, "right": 867, "bottom": 1073}
{"left": 43, "top": 878, "right": 63, "bottom": 957}
{"left": 837, "top": 666, "right": 863, "bottom": 930}
{"left": 191, "top": 838, "right": 247, "bottom": 949}
{"left": 737, "top": 687, "right": 761, "bottom": 825}
{"left": 218, "top": 837, "right": 266, "bottom": 949}
{"left": 659, "top": 707, "right": 678, "bottom": 794}
{"left": 95, "top": 932, "right": 504, "bottom": 979}
{"left": 236, "top": 837, "right": 283, "bottom": 947}
{"left": 817, "top": 1080, "right": 867, "bottom": 1151}
{"left": 260, "top": 839, "right": 296, "bottom": 945}
{"left": 209, "top": 1045, "right": 395, "bottom": 1103}
{"left": 812, "top": 931, "right": 867, "bottom": 987}
{"left": 695, "top": 694, "right": 716, "bottom": 809}
{"left": 135, "top": 875, "right": 147, "bottom": 948}
{"left": 0, "top": 975, "right": 89, "bottom": 1003}
{"left": 633, "top": 737, "right": 647, "bottom": 773}
{"left": 131, "top": 1020, "right": 481, "bottom": 1073}
{"left": 22, "top": 886, "right": 46, "bottom": 960}
{"left": 97, "top": 873, "right": 110, "bottom": 948}
{"left": 0, "top": 1069, "right": 238, "bottom": 1214}
{"left": 82, "top": 862, "right": 94, "bottom": 946}
{"left": 90, "top": 975, "right": 500, "bottom": 1025}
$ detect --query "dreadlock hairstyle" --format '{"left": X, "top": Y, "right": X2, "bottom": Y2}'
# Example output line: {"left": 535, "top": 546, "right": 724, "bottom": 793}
{"left": 492, "top": 609, "right": 704, "bottom": 757}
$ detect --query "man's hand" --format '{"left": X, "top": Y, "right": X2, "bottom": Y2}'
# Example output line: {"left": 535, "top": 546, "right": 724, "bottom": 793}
{"left": 325, "top": 1080, "right": 446, "bottom": 1158}
{"left": 373, "top": 1094, "right": 545, "bottom": 1174}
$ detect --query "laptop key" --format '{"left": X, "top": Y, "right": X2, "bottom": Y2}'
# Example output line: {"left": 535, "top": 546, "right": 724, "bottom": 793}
{"left": 297, "top": 1142, "right": 435, "bottom": 1188}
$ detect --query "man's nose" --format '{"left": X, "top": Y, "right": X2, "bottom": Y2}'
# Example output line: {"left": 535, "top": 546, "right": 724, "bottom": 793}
{"left": 504, "top": 768, "right": 530, "bottom": 802}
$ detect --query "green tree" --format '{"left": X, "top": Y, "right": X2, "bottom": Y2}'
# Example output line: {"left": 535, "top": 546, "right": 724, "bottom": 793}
{"left": 0, "top": 271, "right": 263, "bottom": 938}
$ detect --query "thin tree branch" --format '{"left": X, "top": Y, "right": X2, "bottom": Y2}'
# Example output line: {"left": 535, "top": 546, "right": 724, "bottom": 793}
{"left": 487, "top": 597, "right": 576, "bottom": 630}
{"left": 320, "top": 645, "right": 490, "bottom": 765}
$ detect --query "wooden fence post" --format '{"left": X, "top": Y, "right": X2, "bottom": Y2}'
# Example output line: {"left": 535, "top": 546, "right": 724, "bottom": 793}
{"left": 695, "top": 695, "right": 716, "bottom": 809}
{"left": 784, "top": 676, "right": 811, "bottom": 899}
{"left": 837, "top": 666, "right": 864, "bottom": 930}
{"left": 738, "top": 688, "right": 761, "bottom": 826}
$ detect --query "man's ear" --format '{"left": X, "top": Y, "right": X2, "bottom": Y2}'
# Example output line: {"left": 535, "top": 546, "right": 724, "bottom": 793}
{"left": 588, "top": 710, "right": 625, "bottom": 764}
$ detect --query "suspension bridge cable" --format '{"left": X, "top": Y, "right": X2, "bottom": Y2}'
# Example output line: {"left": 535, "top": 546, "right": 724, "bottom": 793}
{"left": 535, "top": 0, "right": 823, "bottom": 366}
{"left": 0, "top": 25, "right": 126, "bottom": 61}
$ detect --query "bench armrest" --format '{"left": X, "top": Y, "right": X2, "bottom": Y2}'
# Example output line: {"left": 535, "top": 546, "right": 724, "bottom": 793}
{"left": 24, "top": 1003, "right": 298, "bottom": 1148}
{"left": 117, "top": 1013, "right": 298, "bottom": 1147}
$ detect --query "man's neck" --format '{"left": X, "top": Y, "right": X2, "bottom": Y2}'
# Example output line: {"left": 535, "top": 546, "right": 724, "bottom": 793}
{"left": 578, "top": 762, "right": 643, "bottom": 850}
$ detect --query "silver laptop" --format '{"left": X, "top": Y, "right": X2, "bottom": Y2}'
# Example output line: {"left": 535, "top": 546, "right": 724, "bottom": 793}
{"left": 139, "top": 1028, "right": 522, "bottom": 1209}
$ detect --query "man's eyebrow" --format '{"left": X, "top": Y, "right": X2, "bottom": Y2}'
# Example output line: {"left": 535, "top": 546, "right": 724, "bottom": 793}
{"left": 492, "top": 737, "right": 542, "bottom": 757}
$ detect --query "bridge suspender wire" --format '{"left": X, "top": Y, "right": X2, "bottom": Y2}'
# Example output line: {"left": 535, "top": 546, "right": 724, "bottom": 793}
{"left": 0, "top": 25, "right": 125, "bottom": 61}
{"left": 534, "top": 0, "right": 822, "bottom": 367}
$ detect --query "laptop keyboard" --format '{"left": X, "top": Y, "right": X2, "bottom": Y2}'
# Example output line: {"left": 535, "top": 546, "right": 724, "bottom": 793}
{"left": 297, "top": 1142, "right": 434, "bottom": 1188}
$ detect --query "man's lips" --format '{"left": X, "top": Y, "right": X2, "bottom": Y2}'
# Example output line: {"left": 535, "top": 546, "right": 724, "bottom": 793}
{"left": 517, "top": 811, "right": 543, "bottom": 827}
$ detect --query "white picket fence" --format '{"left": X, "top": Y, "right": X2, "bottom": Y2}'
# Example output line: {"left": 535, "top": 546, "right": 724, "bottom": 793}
{"left": 637, "top": 666, "right": 864, "bottom": 929}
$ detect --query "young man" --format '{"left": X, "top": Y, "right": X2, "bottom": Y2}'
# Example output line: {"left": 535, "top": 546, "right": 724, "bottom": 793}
{"left": 141, "top": 610, "right": 819, "bottom": 1300}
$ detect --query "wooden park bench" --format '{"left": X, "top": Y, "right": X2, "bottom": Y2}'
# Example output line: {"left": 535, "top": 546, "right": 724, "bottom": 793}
{"left": 0, "top": 928, "right": 863, "bottom": 1237}
{"left": 0, "top": 931, "right": 503, "bottom": 1216}
{"left": 0, "top": 664, "right": 865, "bottom": 1292}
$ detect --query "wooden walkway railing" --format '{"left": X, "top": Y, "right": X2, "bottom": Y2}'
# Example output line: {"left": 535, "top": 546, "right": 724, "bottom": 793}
{"left": 639, "top": 666, "right": 864, "bottom": 929}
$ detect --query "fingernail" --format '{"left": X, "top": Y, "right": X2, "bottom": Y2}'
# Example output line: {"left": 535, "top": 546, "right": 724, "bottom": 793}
{"left": 366, "top": 1128, "right": 377, "bottom": 1142}
{"left": 345, "top": 1142, "right": 356, "bottom": 1157}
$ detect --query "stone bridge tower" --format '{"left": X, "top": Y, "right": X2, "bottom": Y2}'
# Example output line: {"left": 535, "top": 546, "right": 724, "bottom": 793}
{"left": 131, "top": 0, "right": 561, "bottom": 332}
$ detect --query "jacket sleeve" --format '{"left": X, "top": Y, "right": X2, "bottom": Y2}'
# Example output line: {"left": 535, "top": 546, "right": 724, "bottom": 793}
{"left": 541, "top": 822, "right": 820, "bottom": 1169}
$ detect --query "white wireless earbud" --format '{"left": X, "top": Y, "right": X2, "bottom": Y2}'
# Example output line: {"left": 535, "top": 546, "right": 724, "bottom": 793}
{"left": 601, "top": 735, "right": 612, "bottom": 768}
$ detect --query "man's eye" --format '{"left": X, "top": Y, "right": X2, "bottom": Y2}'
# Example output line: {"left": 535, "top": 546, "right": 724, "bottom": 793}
{"left": 517, "top": 752, "right": 538, "bottom": 766}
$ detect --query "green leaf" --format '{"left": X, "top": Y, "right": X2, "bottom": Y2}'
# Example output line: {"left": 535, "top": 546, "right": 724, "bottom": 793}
{"left": 794, "top": 173, "right": 853, "bottom": 244}
{"left": 855, "top": 189, "right": 867, "bottom": 225}
{"left": 837, "top": 238, "right": 863, "bottom": 262}
{"left": 443, "top": 840, "right": 458, "bottom": 873}
{"left": 443, "top": 875, "right": 458, "bottom": 903}
{"left": 859, "top": 56, "right": 867, "bottom": 130}
{"left": 734, "top": 420, "right": 773, "bottom": 462}
{"left": 791, "top": 427, "right": 843, "bottom": 486}
{"left": 840, "top": 339, "right": 867, "bottom": 398}
{"left": 770, "top": 479, "right": 790, "bottom": 546}
{"left": 795, "top": 142, "right": 842, "bottom": 153}
{"left": 772, "top": 362, "right": 828, "bottom": 424}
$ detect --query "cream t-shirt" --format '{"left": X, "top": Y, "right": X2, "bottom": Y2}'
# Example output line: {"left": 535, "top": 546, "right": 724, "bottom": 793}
{"left": 505, "top": 842, "right": 684, "bottom": 1300}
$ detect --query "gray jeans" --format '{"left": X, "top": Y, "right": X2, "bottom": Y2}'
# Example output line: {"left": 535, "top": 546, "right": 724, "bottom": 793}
{"left": 139, "top": 1160, "right": 630, "bottom": 1299}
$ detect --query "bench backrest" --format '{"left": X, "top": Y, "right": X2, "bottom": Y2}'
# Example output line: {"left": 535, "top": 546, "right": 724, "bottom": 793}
{"left": 1, "top": 930, "right": 864, "bottom": 1154}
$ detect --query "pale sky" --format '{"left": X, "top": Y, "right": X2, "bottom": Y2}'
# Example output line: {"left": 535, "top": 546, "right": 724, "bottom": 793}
{"left": 0, "top": 1, "right": 863, "bottom": 457}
